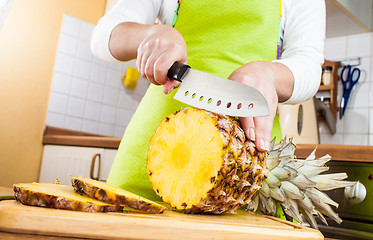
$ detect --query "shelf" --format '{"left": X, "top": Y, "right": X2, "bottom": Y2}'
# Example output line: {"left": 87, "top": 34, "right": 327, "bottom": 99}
{"left": 318, "top": 85, "right": 333, "bottom": 91}
{"left": 318, "top": 60, "right": 341, "bottom": 121}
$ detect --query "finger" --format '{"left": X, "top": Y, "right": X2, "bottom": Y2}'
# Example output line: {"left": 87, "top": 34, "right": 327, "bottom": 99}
{"left": 143, "top": 48, "right": 168, "bottom": 85}
{"left": 154, "top": 49, "right": 185, "bottom": 86}
{"left": 140, "top": 43, "right": 153, "bottom": 83}
{"left": 163, "top": 79, "right": 181, "bottom": 94}
{"left": 239, "top": 117, "right": 255, "bottom": 141}
{"left": 253, "top": 115, "right": 274, "bottom": 152}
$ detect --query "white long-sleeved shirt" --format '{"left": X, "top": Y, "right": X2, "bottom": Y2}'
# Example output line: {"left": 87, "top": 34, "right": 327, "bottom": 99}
{"left": 91, "top": 0, "right": 325, "bottom": 104}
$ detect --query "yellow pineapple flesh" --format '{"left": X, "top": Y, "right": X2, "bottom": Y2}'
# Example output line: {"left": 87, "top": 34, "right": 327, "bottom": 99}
{"left": 13, "top": 183, "right": 122, "bottom": 212}
{"left": 147, "top": 108, "right": 267, "bottom": 214}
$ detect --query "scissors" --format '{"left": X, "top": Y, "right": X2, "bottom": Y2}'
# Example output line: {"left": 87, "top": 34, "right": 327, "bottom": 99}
{"left": 340, "top": 65, "right": 360, "bottom": 119}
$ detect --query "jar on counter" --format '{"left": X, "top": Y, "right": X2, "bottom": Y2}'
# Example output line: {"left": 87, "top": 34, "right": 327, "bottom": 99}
{"left": 322, "top": 66, "right": 332, "bottom": 85}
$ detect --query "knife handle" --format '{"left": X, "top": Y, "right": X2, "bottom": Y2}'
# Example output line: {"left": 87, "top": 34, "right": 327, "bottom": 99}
{"left": 167, "top": 62, "right": 190, "bottom": 82}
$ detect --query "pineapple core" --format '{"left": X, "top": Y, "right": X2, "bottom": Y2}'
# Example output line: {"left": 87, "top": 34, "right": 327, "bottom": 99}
{"left": 147, "top": 109, "right": 223, "bottom": 209}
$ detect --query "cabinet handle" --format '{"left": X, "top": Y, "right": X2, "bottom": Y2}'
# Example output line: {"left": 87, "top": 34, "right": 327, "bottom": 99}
{"left": 90, "top": 153, "right": 101, "bottom": 181}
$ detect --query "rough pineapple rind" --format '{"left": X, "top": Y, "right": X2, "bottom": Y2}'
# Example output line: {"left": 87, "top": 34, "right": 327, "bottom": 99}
{"left": 147, "top": 108, "right": 267, "bottom": 214}
{"left": 13, "top": 183, "right": 122, "bottom": 213}
{"left": 71, "top": 176, "right": 166, "bottom": 214}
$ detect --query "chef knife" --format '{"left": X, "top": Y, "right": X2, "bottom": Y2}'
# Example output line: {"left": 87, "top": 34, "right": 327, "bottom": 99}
{"left": 167, "top": 62, "right": 269, "bottom": 117}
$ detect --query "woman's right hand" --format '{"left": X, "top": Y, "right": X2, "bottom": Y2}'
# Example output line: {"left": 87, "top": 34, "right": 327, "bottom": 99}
{"left": 136, "top": 24, "right": 187, "bottom": 94}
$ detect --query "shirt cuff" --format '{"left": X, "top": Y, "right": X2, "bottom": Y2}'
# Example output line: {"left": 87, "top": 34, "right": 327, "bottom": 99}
{"left": 272, "top": 58, "right": 321, "bottom": 104}
{"left": 90, "top": 19, "right": 125, "bottom": 63}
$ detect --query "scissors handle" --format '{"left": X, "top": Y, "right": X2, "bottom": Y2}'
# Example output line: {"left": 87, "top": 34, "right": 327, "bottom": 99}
{"left": 350, "top": 68, "right": 361, "bottom": 83}
{"left": 341, "top": 65, "right": 360, "bottom": 87}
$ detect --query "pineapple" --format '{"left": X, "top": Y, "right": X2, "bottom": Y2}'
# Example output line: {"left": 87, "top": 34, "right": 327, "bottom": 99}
{"left": 147, "top": 108, "right": 267, "bottom": 214}
{"left": 71, "top": 175, "right": 166, "bottom": 214}
{"left": 248, "top": 137, "right": 356, "bottom": 229}
{"left": 13, "top": 182, "right": 122, "bottom": 212}
{"left": 147, "top": 107, "right": 356, "bottom": 228}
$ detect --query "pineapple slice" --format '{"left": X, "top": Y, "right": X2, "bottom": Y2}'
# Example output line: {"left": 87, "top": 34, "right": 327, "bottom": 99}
{"left": 147, "top": 108, "right": 267, "bottom": 214}
{"left": 71, "top": 176, "right": 166, "bottom": 214}
{"left": 13, "top": 183, "right": 122, "bottom": 212}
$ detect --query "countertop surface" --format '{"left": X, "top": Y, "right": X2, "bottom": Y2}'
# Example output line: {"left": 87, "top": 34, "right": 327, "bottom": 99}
{"left": 44, "top": 126, "right": 373, "bottom": 163}
{"left": 42, "top": 126, "right": 121, "bottom": 149}
{"left": 296, "top": 143, "right": 373, "bottom": 163}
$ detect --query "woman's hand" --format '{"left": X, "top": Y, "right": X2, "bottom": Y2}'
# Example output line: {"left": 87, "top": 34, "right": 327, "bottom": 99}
{"left": 228, "top": 61, "right": 294, "bottom": 152}
{"left": 136, "top": 24, "right": 187, "bottom": 94}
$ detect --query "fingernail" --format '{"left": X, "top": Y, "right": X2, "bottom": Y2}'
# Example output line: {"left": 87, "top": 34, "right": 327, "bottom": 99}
{"left": 166, "top": 86, "right": 175, "bottom": 95}
{"left": 249, "top": 128, "right": 255, "bottom": 141}
{"left": 260, "top": 139, "right": 270, "bottom": 151}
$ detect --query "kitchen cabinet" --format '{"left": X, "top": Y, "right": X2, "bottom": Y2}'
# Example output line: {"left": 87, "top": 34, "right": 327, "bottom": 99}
{"left": 326, "top": 0, "right": 372, "bottom": 38}
{"left": 39, "top": 145, "right": 117, "bottom": 185}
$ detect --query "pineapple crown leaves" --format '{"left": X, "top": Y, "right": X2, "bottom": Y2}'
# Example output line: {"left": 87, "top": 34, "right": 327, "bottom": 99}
{"left": 248, "top": 137, "right": 357, "bottom": 229}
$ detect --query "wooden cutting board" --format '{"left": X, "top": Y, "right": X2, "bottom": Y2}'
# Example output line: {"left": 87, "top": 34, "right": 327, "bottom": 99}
{"left": 0, "top": 200, "right": 323, "bottom": 240}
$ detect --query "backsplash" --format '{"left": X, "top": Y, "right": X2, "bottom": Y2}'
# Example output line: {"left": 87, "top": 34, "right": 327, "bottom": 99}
{"left": 320, "top": 32, "right": 372, "bottom": 145}
{"left": 47, "top": 15, "right": 149, "bottom": 138}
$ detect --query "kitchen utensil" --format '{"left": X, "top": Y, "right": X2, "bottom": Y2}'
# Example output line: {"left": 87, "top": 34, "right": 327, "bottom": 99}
{"left": 167, "top": 62, "right": 269, "bottom": 117}
{"left": 278, "top": 98, "right": 319, "bottom": 144}
{"left": 339, "top": 65, "right": 360, "bottom": 119}
{"left": 0, "top": 195, "right": 14, "bottom": 201}
{"left": 314, "top": 98, "right": 336, "bottom": 134}
{"left": 0, "top": 200, "right": 323, "bottom": 239}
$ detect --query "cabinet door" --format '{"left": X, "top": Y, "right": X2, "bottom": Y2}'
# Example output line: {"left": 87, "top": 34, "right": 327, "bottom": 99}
{"left": 100, "top": 149, "right": 117, "bottom": 182}
{"left": 39, "top": 145, "right": 104, "bottom": 185}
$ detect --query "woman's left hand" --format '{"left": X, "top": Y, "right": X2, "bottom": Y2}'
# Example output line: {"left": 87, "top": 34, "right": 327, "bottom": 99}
{"left": 228, "top": 61, "right": 293, "bottom": 152}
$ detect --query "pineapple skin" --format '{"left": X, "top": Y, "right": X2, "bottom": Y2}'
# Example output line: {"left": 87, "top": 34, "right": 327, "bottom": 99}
{"left": 71, "top": 177, "right": 166, "bottom": 214}
{"left": 13, "top": 184, "right": 122, "bottom": 213}
{"left": 148, "top": 108, "right": 267, "bottom": 214}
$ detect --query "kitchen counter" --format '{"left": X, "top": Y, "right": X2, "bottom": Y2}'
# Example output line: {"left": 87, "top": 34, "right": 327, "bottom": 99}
{"left": 42, "top": 126, "right": 121, "bottom": 149}
{"left": 296, "top": 144, "right": 373, "bottom": 163}
{"left": 43, "top": 126, "right": 373, "bottom": 163}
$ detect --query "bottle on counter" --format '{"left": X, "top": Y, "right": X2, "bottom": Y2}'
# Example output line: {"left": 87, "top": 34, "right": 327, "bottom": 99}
{"left": 322, "top": 66, "right": 332, "bottom": 85}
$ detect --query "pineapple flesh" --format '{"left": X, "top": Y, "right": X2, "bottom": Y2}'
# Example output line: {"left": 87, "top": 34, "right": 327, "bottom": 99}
{"left": 147, "top": 107, "right": 356, "bottom": 229}
{"left": 147, "top": 108, "right": 267, "bottom": 214}
{"left": 13, "top": 182, "right": 122, "bottom": 213}
{"left": 71, "top": 176, "right": 166, "bottom": 214}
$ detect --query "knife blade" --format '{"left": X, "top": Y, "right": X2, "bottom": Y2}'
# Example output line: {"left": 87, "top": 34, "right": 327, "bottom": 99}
{"left": 167, "top": 62, "right": 269, "bottom": 117}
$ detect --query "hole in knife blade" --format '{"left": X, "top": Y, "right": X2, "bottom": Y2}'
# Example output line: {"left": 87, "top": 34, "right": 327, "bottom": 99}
{"left": 217, "top": 100, "right": 221, "bottom": 106}
{"left": 184, "top": 91, "right": 189, "bottom": 96}
{"left": 248, "top": 103, "right": 254, "bottom": 110}
{"left": 208, "top": 98, "right": 212, "bottom": 104}
{"left": 199, "top": 96, "right": 204, "bottom": 101}
{"left": 237, "top": 103, "right": 242, "bottom": 109}
{"left": 192, "top": 93, "right": 196, "bottom": 99}
{"left": 226, "top": 102, "right": 231, "bottom": 108}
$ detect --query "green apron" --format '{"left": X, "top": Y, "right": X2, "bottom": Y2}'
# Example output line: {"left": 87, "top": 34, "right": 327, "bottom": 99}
{"left": 107, "top": 0, "right": 282, "bottom": 202}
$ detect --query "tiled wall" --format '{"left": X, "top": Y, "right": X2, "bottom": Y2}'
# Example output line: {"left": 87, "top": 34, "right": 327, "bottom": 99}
{"left": 320, "top": 32, "right": 372, "bottom": 145}
{"left": 0, "top": 0, "right": 13, "bottom": 30}
{"left": 47, "top": 15, "right": 149, "bottom": 138}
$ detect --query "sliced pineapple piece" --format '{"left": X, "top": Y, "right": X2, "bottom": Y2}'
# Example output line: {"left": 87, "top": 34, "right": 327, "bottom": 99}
{"left": 71, "top": 176, "right": 166, "bottom": 214}
{"left": 13, "top": 183, "right": 121, "bottom": 212}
